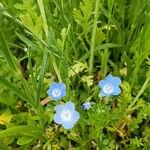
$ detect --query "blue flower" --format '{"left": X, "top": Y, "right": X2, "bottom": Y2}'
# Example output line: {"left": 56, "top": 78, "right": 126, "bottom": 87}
{"left": 98, "top": 74, "right": 121, "bottom": 96}
{"left": 82, "top": 102, "right": 91, "bottom": 110}
{"left": 47, "top": 82, "right": 66, "bottom": 101}
{"left": 53, "top": 101, "right": 80, "bottom": 129}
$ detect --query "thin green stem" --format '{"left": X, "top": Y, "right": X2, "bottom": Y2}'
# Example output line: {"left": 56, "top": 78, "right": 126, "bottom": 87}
{"left": 36, "top": 51, "right": 48, "bottom": 102}
{"left": 127, "top": 77, "right": 150, "bottom": 111}
{"left": 100, "top": 1, "right": 114, "bottom": 78}
{"left": 130, "top": 62, "right": 141, "bottom": 89}
{"left": 52, "top": 58, "right": 62, "bottom": 82}
{"left": 89, "top": 0, "right": 100, "bottom": 74}
{"left": 37, "top": 0, "right": 49, "bottom": 39}
{"left": 99, "top": 128, "right": 103, "bottom": 149}
{"left": 28, "top": 50, "right": 37, "bottom": 99}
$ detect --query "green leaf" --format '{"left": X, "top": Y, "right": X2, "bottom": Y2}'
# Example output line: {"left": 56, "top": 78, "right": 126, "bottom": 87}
{"left": 95, "top": 27, "right": 106, "bottom": 46}
{"left": 81, "top": 75, "right": 93, "bottom": 86}
{"left": 79, "top": 43, "right": 121, "bottom": 61}
{"left": 36, "top": 51, "right": 48, "bottom": 102}
{"left": 0, "top": 31, "right": 36, "bottom": 109}
{"left": 0, "top": 75, "right": 32, "bottom": 105}
{"left": 16, "top": 32, "right": 39, "bottom": 50}
{"left": 101, "top": 6, "right": 124, "bottom": 44}
{"left": 17, "top": 136, "right": 33, "bottom": 145}
{"left": 0, "top": 30, "right": 18, "bottom": 71}
{"left": 69, "top": 61, "right": 88, "bottom": 77}
{"left": 0, "top": 144, "right": 11, "bottom": 150}
{"left": 0, "top": 88, "right": 16, "bottom": 106}
{"left": 37, "top": 0, "right": 48, "bottom": 38}
{"left": 73, "top": 0, "right": 94, "bottom": 35}
{"left": 3, "top": 137, "right": 14, "bottom": 146}
{"left": 96, "top": 43, "right": 122, "bottom": 50}
{"left": 73, "top": 0, "right": 94, "bottom": 49}
{"left": 0, "top": 125, "right": 44, "bottom": 139}
{"left": 14, "top": 0, "right": 44, "bottom": 40}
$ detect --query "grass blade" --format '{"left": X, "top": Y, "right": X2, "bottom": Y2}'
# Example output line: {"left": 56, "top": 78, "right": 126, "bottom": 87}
{"left": 37, "top": 0, "right": 49, "bottom": 39}
{"left": 0, "top": 30, "right": 18, "bottom": 71}
{"left": 16, "top": 32, "right": 39, "bottom": 50}
{"left": 0, "top": 75, "right": 34, "bottom": 106}
{"left": 36, "top": 51, "right": 48, "bottom": 103}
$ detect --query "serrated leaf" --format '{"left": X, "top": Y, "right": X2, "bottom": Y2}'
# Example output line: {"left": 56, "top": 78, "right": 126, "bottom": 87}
{"left": 69, "top": 61, "right": 88, "bottom": 77}
{"left": 81, "top": 75, "right": 93, "bottom": 86}
{"left": 67, "top": 131, "right": 79, "bottom": 142}
{"left": 73, "top": 0, "right": 94, "bottom": 35}
{"left": 61, "top": 28, "right": 67, "bottom": 40}
{"left": 14, "top": 0, "right": 43, "bottom": 40}
{"left": 95, "top": 27, "right": 106, "bottom": 46}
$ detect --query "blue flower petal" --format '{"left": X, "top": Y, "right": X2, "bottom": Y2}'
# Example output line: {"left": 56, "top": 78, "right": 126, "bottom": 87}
{"left": 53, "top": 113, "right": 62, "bottom": 124}
{"left": 53, "top": 102, "right": 80, "bottom": 130}
{"left": 60, "top": 83, "right": 66, "bottom": 90}
{"left": 65, "top": 101, "right": 75, "bottom": 110}
{"left": 60, "top": 83, "right": 66, "bottom": 96}
{"left": 51, "top": 82, "right": 57, "bottom": 87}
{"left": 54, "top": 104, "right": 63, "bottom": 113}
{"left": 106, "top": 74, "right": 113, "bottom": 80}
{"left": 62, "top": 121, "right": 75, "bottom": 129}
{"left": 100, "top": 90, "right": 111, "bottom": 97}
{"left": 113, "top": 87, "right": 121, "bottom": 95}
{"left": 111, "top": 77, "right": 121, "bottom": 86}
{"left": 98, "top": 74, "right": 122, "bottom": 97}
{"left": 71, "top": 111, "right": 80, "bottom": 122}
{"left": 98, "top": 80, "right": 106, "bottom": 87}
{"left": 47, "top": 82, "right": 66, "bottom": 100}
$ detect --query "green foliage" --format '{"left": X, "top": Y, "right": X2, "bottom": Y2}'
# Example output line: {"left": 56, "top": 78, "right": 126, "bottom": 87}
{"left": 73, "top": 0, "right": 94, "bottom": 37}
{"left": 0, "top": 0, "right": 150, "bottom": 149}
{"left": 69, "top": 61, "right": 88, "bottom": 77}
{"left": 17, "top": 136, "right": 34, "bottom": 145}
{"left": 14, "top": 0, "right": 44, "bottom": 40}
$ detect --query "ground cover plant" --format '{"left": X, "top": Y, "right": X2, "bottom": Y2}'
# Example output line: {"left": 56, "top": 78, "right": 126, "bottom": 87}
{"left": 0, "top": 0, "right": 150, "bottom": 149}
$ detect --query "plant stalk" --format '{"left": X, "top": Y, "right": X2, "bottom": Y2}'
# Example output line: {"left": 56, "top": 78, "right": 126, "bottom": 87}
{"left": 128, "top": 76, "right": 150, "bottom": 111}
{"left": 89, "top": 0, "right": 100, "bottom": 74}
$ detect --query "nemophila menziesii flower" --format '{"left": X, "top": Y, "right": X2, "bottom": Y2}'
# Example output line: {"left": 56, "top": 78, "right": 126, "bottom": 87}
{"left": 82, "top": 102, "right": 91, "bottom": 110}
{"left": 54, "top": 101, "right": 80, "bottom": 129}
{"left": 98, "top": 74, "right": 121, "bottom": 96}
{"left": 47, "top": 82, "right": 66, "bottom": 101}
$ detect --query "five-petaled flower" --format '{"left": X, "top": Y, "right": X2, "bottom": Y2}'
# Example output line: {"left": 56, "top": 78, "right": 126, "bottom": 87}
{"left": 53, "top": 101, "right": 80, "bottom": 129}
{"left": 98, "top": 74, "right": 121, "bottom": 96}
{"left": 47, "top": 82, "right": 66, "bottom": 101}
{"left": 82, "top": 102, "right": 91, "bottom": 110}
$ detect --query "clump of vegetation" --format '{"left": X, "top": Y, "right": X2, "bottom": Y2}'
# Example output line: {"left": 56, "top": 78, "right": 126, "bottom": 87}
{"left": 0, "top": 0, "right": 150, "bottom": 149}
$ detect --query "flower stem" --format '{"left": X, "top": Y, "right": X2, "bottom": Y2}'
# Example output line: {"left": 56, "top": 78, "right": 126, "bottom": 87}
{"left": 128, "top": 76, "right": 150, "bottom": 111}
{"left": 89, "top": 0, "right": 100, "bottom": 74}
{"left": 52, "top": 58, "right": 62, "bottom": 82}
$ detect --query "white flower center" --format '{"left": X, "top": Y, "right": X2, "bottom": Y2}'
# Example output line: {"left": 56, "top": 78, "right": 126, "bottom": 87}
{"left": 103, "top": 84, "right": 113, "bottom": 94}
{"left": 52, "top": 89, "right": 61, "bottom": 97}
{"left": 61, "top": 109, "right": 72, "bottom": 121}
